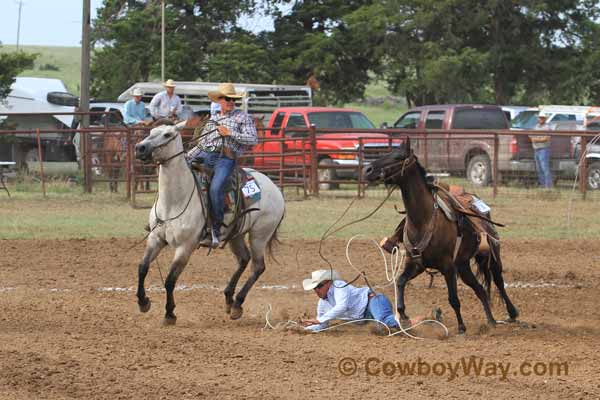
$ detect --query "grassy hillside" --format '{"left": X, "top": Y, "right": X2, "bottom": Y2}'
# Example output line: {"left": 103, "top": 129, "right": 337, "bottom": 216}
{"left": 346, "top": 79, "right": 407, "bottom": 127}
{"left": 0, "top": 45, "right": 406, "bottom": 124}
{"left": 0, "top": 45, "right": 81, "bottom": 94}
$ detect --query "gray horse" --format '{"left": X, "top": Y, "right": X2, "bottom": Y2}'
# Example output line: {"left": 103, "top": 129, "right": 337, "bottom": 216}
{"left": 134, "top": 123, "right": 285, "bottom": 325}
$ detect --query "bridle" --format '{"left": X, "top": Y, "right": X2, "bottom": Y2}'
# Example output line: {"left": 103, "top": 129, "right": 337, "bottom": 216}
{"left": 143, "top": 129, "right": 185, "bottom": 166}
{"left": 377, "top": 152, "right": 418, "bottom": 182}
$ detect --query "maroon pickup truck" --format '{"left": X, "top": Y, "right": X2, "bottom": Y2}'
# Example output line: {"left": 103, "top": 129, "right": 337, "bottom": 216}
{"left": 389, "top": 104, "right": 578, "bottom": 186}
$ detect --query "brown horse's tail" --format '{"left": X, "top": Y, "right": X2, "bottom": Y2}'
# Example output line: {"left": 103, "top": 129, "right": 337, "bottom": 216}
{"left": 266, "top": 212, "right": 285, "bottom": 263}
{"left": 475, "top": 252, "right": 493, "bottom": 300}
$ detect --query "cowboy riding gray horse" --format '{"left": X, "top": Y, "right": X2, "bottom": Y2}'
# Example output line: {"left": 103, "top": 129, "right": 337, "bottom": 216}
{"left": 135, "top": 121, "right": 285, "bottom": 325}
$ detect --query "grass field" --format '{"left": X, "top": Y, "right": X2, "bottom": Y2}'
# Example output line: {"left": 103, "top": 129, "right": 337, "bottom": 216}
{"left": 1, "top": 180, "right": 599, "bottom": 241}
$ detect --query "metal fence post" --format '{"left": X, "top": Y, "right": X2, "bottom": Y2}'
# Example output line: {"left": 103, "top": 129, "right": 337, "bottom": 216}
{"left": 35, "top": 128, "right": 46, "bottom": 198}
{"left": 309, "top": 124, "right": 318, "bottom": 196}
{"left": 493, "top": 133, "right": 499, "bottom": 198}
{"left": 126, "top": 127, "right": 132, "bottom": 199}
{"left": 580, "top": 135, "right": 588, "bottom": 198}
{"left": 83, "top": 129, "right": 92, "bottom": 193}
{"left": 358, "top": 138, "right": 364, "bottom": 198}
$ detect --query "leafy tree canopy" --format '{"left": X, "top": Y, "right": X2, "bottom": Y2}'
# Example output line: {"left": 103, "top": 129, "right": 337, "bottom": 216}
{"left": 0, "top": 45, "right": 37, "bottom": 100}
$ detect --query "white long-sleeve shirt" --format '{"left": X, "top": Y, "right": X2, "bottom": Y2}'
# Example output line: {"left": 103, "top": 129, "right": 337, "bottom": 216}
{"left": 314, "top": 280, "right": 370, "bottom": 328}
{"left": 149, "top": 91, "right": 182, "bottom": 119}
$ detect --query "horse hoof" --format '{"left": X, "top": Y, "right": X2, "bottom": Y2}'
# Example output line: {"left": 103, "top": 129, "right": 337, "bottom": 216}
{"left": 163, "top": 315, "right": 177, "bottom": 326}
{"left": 138, "top": 298, "right": 151, "bottom": 313}
{"left": 230, "top": 306, "right": 243, "bottom": 320}
{"left": 225, "top": 303, "right": 232, "bottom": 314}
{"left": 458, "top": 326, "right": 467, "bottom": 335}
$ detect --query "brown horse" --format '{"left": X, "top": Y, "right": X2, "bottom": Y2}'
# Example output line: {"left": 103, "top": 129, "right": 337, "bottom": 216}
{"left": 364, "top": 139, "right": 519, "bottom": 334}
{"left": 102, "top": 131, "right": 126, "bottom": 192}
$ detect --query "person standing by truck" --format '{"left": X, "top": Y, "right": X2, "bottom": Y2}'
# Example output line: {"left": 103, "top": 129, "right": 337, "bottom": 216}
{"left": 187, "top": 83, "right": 258, "bottom": 247}
{"left": 123, "top": 88, "right": 152, "bottom": 126}
{"left": 530, "top": 114, "right": 553, "bottom": 188}
{"left": 149, "top": 79, "right": 181, "bottom": 121}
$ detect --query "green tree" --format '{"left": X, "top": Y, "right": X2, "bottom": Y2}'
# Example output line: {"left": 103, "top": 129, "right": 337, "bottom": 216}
{"left": 381, "top": 0, "right": 600, "bottom": 105}
{"left": 91, "top": 0, "right": 255, "bottom": 98}
{"left": 0, "top": 45, "right": 37, "bottom": 100}
{"left": 265, "top": 0, "right": 380, "bottom": 104}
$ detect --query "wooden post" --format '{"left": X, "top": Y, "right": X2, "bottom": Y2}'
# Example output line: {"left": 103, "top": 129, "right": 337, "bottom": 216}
{"left": 309, "top": 124, "right": 318, "bottom": 196}
{"left": 35, "top": 128, "right": 46, "bottom": 198}
{"left": 80, "top": 0, "right": 91, "bottom": 193}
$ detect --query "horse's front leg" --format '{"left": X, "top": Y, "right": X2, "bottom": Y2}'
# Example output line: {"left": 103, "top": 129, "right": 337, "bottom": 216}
{"left": 443, "top": 268, "right": 466, "bottom": 334}
{"left": 163, "top": 245, "right": 194, "bottom": 325}
{"left": 137, "top": 234, "right": 166, "bottom": 313}
{"left": 396, "top": 260, "right": 424, "bottom": 322}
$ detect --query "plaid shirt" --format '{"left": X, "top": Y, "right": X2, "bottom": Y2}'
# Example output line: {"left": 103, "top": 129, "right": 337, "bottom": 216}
{"left": 188, "top": 109, "right": 258, "bottom": 158}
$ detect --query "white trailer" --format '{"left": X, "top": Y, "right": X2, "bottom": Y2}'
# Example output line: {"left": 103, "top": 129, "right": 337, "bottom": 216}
{"left": 118, "top": 81, "right": 312, "bottom": 117}
{"left": 0, "top": 77, "right": 78, "bottom": 169}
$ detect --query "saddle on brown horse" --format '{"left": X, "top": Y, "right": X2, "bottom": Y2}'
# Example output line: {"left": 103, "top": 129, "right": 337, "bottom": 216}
{"left": 380, "top": 180, "right": 501, "bottom": 256}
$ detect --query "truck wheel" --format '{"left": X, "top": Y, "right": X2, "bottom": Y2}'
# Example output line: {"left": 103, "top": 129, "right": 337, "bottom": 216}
{"left": 466, "top": 155, "right": 491, "bottom": 186}
{"left": 318, "top": 158, "right": 339, "bottom": 190}
{"left": 587, "top": 161, "right": 600, "bottom": 190}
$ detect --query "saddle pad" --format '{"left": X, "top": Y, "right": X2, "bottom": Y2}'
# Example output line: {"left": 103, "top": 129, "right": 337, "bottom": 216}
{"left": 434, "top": 194, "right": 456, "bottom": 222}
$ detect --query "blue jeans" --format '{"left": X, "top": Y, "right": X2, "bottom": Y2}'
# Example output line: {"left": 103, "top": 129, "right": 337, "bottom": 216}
{"left": 364, "top": 293, "right": 399, "bottom": 328}
{"left": 191, "top": 151, "right": 235, "bottom": 231}
{"left": 534, "top": 147, "right": 552, "bottom": 188}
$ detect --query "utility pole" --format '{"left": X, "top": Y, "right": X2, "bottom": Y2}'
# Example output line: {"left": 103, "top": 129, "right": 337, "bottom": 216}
{"left": 80, "top": 0, "right": 92, "bottom": 192}
{"left": 161, "top": 0, "right": 165, "bottom": 82}
{"left": 16, "top": 0, "right": 23, "bottom": 51}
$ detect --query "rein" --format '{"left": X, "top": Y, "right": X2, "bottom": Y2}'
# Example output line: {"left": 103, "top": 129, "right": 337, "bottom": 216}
{"left": 144, "top": 130, "right": 198, "bottom": 227}
{"left": 152, "top": 182, "right": 197, "bottom": 227}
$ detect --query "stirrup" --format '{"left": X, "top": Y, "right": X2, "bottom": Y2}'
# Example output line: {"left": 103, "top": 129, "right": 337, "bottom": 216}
{"left": 210, "top": 228, "right": 220, "bottom": 249}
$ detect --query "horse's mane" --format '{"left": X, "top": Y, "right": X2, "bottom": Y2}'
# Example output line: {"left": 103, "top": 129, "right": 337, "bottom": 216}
{"left": 413, "top": 155, "right": 428, "bottom": 182}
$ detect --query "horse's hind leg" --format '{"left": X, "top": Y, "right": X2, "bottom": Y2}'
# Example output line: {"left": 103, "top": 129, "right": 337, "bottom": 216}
{"left": 457, "top": 262, "right": 496, "bottom": 327}
{"left": 137, "top": 235, "right": 166, "bottom": 313}
{"left": 442, "top": 268, "right": 467, "bottom": 334}
{"left": 224, "top": 237, "right": 251, "bottom": 314}
{"left": 163, "top": 244, "right": 195, "bottom": 325}
{"left": 489, "top": 243, "right": 519, "bottom": 321}
{"left": 229, "top": 237, "right": 268, "bottom": 320}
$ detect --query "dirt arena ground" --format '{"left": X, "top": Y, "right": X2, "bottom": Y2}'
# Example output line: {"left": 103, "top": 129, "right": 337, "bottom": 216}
{"left": 0, "top": 237, "right": 599, "bottom": 399}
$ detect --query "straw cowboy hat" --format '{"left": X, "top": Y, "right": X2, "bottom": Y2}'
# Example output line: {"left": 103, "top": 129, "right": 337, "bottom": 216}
{"left": 164, "top": 79, "right": 176, "bottom": 88}
{"left": 132, "top": 88, "right": 143, "bottom": 96}
{"left": 208, "top": 82, "right": 244, "bottom": 102}
{"left": 302, "top": 269, "right": 341, "bottom": 291}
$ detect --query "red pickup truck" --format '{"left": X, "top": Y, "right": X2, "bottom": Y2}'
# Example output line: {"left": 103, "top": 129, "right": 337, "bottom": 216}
{"left": 250, "top": 107, "right": 396, "bottom": 189}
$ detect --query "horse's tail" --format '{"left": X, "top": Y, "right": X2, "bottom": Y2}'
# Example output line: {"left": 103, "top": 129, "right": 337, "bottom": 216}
{"left": 266, "top": 211, "right": 285, "bottom": 263}
{"left": 475, "top": 252, "right": 492, "bottom": 300}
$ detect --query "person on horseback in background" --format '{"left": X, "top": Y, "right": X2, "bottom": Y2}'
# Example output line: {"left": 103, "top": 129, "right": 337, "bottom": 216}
{"left": 187, "top": 83, "right": 258, "bottom": 248}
